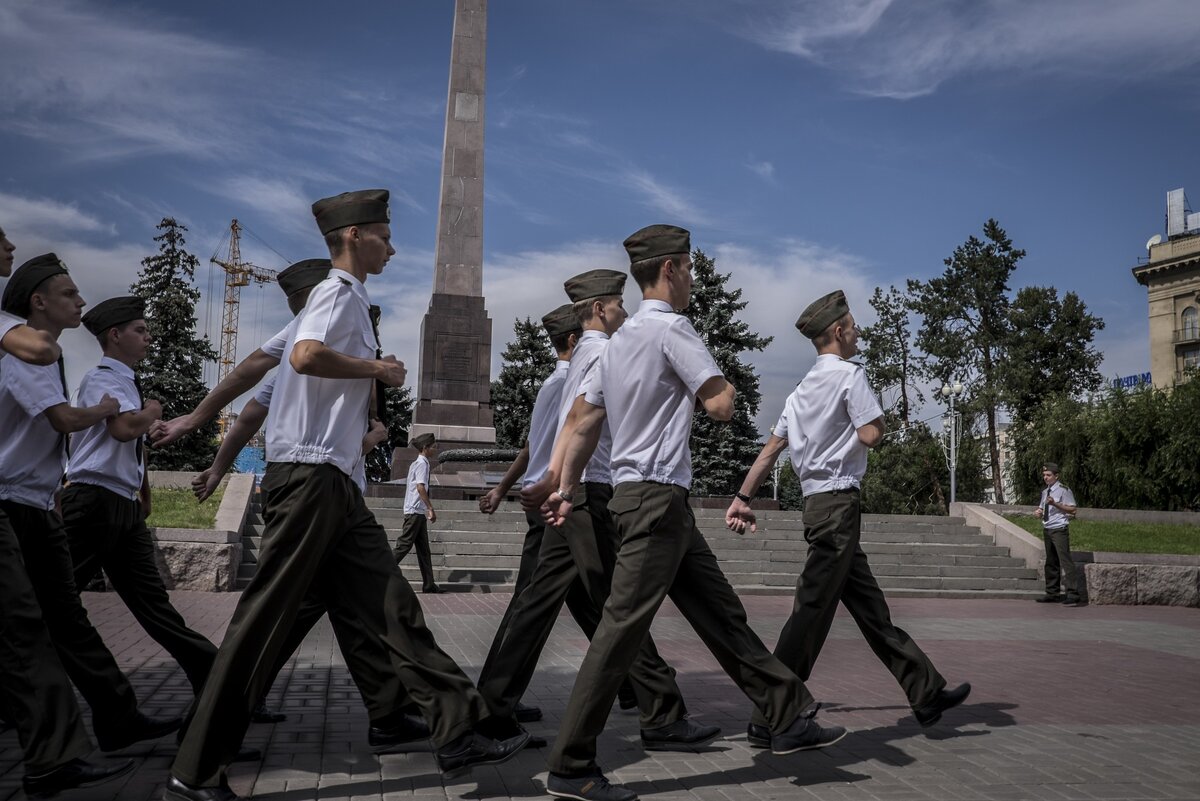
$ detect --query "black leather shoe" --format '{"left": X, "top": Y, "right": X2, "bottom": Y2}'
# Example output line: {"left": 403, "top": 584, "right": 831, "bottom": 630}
{"left": 250, "top": 701, "right": 287, "bottom": 723}
{"left": 640, "top": 718, "right": 721, "bottom": 751}
{"left": 514, "top": 701, "right": 543, "bottom": 722}
{"left": 771, "top": 714, "right": 847, "bottom": 755}
{"left": 369, "top": 714, "right": 431, "bottom": 751}
{"left": 1063, "top": 597, "right": 1088, "bottom": 607}
{"left": 436, "top": 730, "right": 529, "bottom": 780}
{"left": 546, "top": 771, "right": 639, "bottom": 801}
{"left": 23, "top": 758, "right": 134, "bottom": 799}
{"left": 616, "top": 683, "right": 638, "bottom": 711}
{"left": 1035, "top": 593, "right": 1064, "bottom": 603}
{"left": 164, "top": 774, "right": 242, "bottom": 801}
{"left": 747, "top": 700, "right": 821, "bottom": 749}
{"left": 913, "top": 682, "right": 972, "bottom": 727}
{"left": 97, "top": 709, "right": 184, "bottom": 751}
{"left": 422, "top": 584, "right": 443, "bottom": 594}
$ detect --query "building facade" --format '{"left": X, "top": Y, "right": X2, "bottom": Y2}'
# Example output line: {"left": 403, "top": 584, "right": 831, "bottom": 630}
{"left": 1132, "top": 217, "right": 1200, "bottom": 389}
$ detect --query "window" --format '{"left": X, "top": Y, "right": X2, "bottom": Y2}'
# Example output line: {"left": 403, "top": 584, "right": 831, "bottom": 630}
{"left": 1183, "top": 306, "right": 1199, "bottom": 340}
{"left": 1183, "top": 345, "right": 1200, "bottom": 371}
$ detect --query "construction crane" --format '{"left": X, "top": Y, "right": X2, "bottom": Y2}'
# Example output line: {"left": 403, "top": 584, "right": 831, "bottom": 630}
{"left": 210, "top": 219, "right": 277, "bottom": 436}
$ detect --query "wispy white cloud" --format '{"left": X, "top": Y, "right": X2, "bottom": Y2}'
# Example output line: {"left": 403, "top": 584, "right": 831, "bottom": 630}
{"left": 747, "top": 159, "right": 776, "bottom": 181}
{"left": 730, "top": 0, "right": 1200, "bottom": 99}
{"left": 0, "top": 192, "right": 115, "bottom": 237}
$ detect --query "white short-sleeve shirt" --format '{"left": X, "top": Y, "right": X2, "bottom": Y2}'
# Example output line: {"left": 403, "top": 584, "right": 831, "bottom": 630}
{"left": 0, "top": 356, "right": 70, "bottom": 509}
{"left": 66, "top": 357, "right": 145, "bottom": 499}
{"left": 404, "top": 453, "right": 431, "bottom": 514}
{"left": 266, "top": 272, "right": 373, "bottom": 476}
{"left": 774, "top": 354, "right": 883, "bottom": 497}
{"left": 557, "top": 330, "right": 612, "bottom": 485}
{"left": 583, "top": 299, "right": 722, "bottom": 489}
{"left": 260, "top": 319, "right": 296, "bottom": 361}
{"left": 522, "top": 360, "right": 570, "bottom": 489}
{"left": 1040, "top": 481, "right": 1077, "bottom": 530}
{"left": 0, "top": 311, "right": 24, "bottom": 361}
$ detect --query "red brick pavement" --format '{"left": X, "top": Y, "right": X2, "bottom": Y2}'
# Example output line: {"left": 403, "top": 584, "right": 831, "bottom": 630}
{"left": 1, "top": 591, "right": 1197, "bottom": 800}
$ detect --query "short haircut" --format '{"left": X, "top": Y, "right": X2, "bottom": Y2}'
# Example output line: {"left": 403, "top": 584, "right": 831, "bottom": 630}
{"left": 550, "top": 329, "right": 580, "bottom": 354}
{"left": 629, "top": 254, "right": 676, "bottom": 290}
{"left": 94, "top": 319, "right": 139, "bottom": 350}
{"left": 324, "top": 229, "right": 347, "bottom": 257}
{"left": 811, "top": 312, "right": 851, "bottom": 348}
{"left": 573, "top": 295, "right": 620, "bottom": 324}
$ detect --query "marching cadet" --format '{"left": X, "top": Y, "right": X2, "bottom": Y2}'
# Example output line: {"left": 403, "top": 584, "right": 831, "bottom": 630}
{"left": 476, "top": 304, "right": 600, "bottom": 724}
{"left": 1, "top": 258, "right": 185, "bottom": 748}
{"left": 166, "top": 190, "right": 525, "bottom": 801}
{"left": 189, "top": 259, "right": 429, "bottom": 751}
{"left": 539, "top": 226, "right": 845, "bottom": 801}
{"left": 58, "top": 296, "right": 238, "bottom": 711}
{"left": 488, "top": 272, "right": 709, "bottom": 752}
{"left": 393, "top": 432, "right": 441, "bottom": 592}
{"left": 725, "top": 289, "right": 971, "bottom": 744}
{"left": 0, "top": 242, "right": 136, "bottom": 797}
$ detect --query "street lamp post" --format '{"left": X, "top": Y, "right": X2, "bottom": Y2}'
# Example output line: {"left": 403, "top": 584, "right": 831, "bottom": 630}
{"left": 941, "top": 381, "right": 965, "bottom": 505}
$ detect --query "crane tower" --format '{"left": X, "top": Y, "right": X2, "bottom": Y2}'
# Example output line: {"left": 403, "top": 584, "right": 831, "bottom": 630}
{"left": 210, "top": 219, "right": 276, "bottom": 436}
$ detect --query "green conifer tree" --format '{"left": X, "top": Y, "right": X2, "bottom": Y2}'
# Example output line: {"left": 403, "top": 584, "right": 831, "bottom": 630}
{"left": 682, "top": 249, "right": 773, "bottom": 497}
{"left": 490, "top": 317, "right": 555, "bottom": 448}
{"left": 365, "top": 386, "right": 414, "bottom": 483}
{"left": 133, "top": 218, "right": 219, "bottom": 471}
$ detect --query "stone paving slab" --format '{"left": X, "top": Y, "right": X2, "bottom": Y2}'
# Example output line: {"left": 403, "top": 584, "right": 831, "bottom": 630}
{"left": 1, "top": 593, "right": 1198, "bottom": 801}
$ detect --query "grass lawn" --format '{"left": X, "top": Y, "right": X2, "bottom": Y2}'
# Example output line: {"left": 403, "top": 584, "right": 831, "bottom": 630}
{"left": 147, "top": 486, "right": 225, "bottom": 529}
{"left": 1003, "top": 514, "right": 1200, "bottom": 555}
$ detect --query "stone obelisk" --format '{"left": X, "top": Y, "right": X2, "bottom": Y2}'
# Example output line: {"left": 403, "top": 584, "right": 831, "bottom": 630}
{"left": 407, "top": 0, "right": 495, "bottom": 456}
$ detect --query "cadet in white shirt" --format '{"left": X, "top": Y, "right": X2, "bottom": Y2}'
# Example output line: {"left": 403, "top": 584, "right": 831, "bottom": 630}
{"left": 540, "top": 226, "right": 844, "bottom": 801}
{"left": 1036, "top": 462, "right": 1086, "bottom": 606}
{"left": 488, "top": 273, "right": 701, "bottom": 752}
{"left": 60, "top": 296, "right": 224, "bottom": 711}
{"left": 394, "top": 432, "right": 441, "bottom": 592}
{"left": 168, "top": 190, "right": 525, "bottom": 801}
{"left": 1, "top": 267, "right": 185, "bottom": 753}
{"left": 0, "top": 250, "right": 139, "bottom": 796}
{"left": 727, "top": 289, "right": 970, "bottom": 741}
{"left": 476, "top": 302, "right": 621, "bottom": 733}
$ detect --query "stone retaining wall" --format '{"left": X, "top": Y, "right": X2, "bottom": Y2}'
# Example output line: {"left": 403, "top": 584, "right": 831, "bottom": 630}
{"left": 146, "top": 471, "right": 255, "bottom": 591}
{"left": 952, "top": 503, "right": 1200, "bottom": 607}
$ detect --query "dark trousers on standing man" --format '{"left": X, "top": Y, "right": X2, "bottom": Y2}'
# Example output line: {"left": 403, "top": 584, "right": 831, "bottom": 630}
{"left": 0, "top": 509, "right": 93, "bottom": 774}
{"left": 172, "top": 463, "right": 489, "bottom": 788}
{"left": 1043, "top": 525, "right": 1084, "bottom": 601}
{"left": 60, "top": 484, "right": 217, "bottom": 694}
{"left": 479, "top": 483, "right": 684, "bottom": 728}
{"left": 393, "top": 513, "right": 437, "bottom": 591}
{"left": 0, "top": 500, "right": 142, "bottom": 741}
{"left": 548, "top": 482, "right": 812, "bottom": 776}
{"left": 751, "top": 489, "right": 945, "bottom": 728}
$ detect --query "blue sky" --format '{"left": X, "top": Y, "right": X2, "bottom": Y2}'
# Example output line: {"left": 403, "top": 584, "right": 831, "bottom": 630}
{"left": 3, "top": 0, "right": 1198, "bottom": 432}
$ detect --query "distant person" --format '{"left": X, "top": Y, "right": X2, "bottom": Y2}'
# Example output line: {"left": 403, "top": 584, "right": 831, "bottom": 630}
{"left": 394, "top": 432, "right": 441, "bottom": 593}
{"left": 726, "top": 289, "right": 970, "bottom": 746}
{"left": 1036, "top": 462, "right": 1086, "bottom": 606}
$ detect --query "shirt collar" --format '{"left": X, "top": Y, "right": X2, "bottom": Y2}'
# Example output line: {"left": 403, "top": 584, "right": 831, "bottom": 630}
{"left": 578, "top": 329, "right": 609, "bottom": 342}
{"left": 639, "top": 299, "right": 674, "bottom": 314}
{"left": 554, "top": 360, "right": 570, "bottom": 373}
{"left": 99, "top": 355, "right": 135, "bottom": 380}
{"left": 328, "top": 268, "right": 370, "bottom": 300}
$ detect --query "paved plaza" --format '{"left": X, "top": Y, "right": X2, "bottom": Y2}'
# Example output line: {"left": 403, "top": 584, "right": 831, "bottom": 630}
{"left": 2, "top": 591, "right": 1197, "bottom": 801}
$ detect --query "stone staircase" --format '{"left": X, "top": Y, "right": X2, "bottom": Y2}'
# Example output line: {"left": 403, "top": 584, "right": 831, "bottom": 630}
{"left": 234, "top": 496, "right": 263, "bottom": 590}
{"left": 235, "top": 498, "right": 1043, "bottom": 598}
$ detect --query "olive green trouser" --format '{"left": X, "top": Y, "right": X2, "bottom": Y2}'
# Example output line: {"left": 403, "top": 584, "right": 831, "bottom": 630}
{"left": 172, "top": 463, "right": 488, "bottom": 787}
{"left": 548, "top": 482, "right": 811, "bottom": 776}
{"left": 478, "top": 483, "right": 685, "bottom": 729}
{"left": 751, "top": 489, "right": 945, "bottom": 727}
{"left": 0, "top": 508, "right": 92, "bottom": 774}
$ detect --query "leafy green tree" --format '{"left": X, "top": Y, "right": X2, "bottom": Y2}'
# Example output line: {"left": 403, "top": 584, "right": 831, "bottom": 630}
{"left": 860, "top": 285, "right": 923, "bottom": 425}
{"left": 133, "top": 218, "right": 219, "bottom": 471}
{"left": 490, "top": 317, "right": 555, "bottom": 449}
{"left": 365, "top": 386, "right": 414, "bottom": 483}
{"left": 1001, "top": 286, "right": 1105, "bottom": 425}
{"left": 682, "top": 249, "right": 773, "bottom": 496}
{"left": 909, "top": 219, "right": 1023, "bottom": 503}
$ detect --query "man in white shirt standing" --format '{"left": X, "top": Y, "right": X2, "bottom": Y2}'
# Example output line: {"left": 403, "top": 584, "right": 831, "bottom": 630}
{"left": 167, "top": 190, "right": 525, "bottom": 801}
{"left": 0, "top": 248, "right": 143, "bottom": 796}
{"left": 540, "top": 226, "right": 845, "bottom": 801}
{"left": 1036, "top": 462, "right": 1085, "bottom": 606}
{"left": 394, "top": 432, "right": 440, "bottom": 593}
{"left": 726, "top": 290, "right": 971, "bottom": 746}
